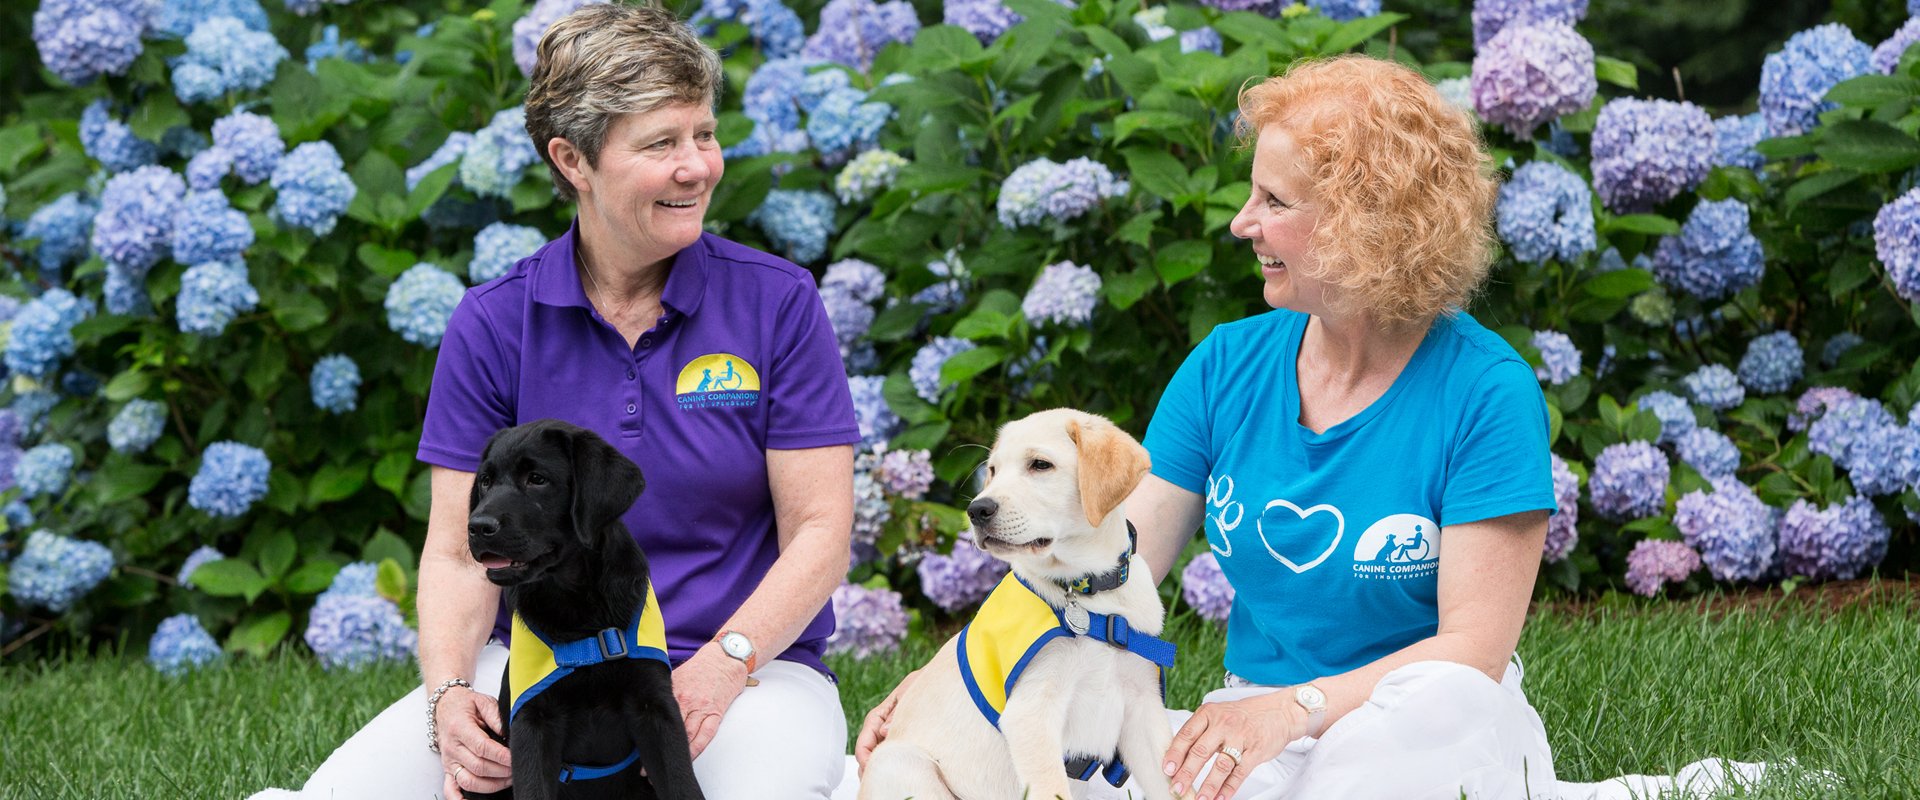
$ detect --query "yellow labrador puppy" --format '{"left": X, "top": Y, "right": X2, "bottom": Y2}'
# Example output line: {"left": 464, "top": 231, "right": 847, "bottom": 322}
{"left": 861, "top": 409, "right": 1178, "bottom": 800}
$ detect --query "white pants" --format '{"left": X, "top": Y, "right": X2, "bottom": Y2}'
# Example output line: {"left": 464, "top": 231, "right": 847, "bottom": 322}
{"left": 832, "top": 659, "right": 1766, "bottom": 800}
{"left": 251, "top": 642, "right": 846, "bottom": 800}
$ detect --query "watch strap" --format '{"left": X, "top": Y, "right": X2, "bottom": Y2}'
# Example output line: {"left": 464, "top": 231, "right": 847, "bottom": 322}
{"left": 1296, "top": 684, "right": 1327, "bottom": 738}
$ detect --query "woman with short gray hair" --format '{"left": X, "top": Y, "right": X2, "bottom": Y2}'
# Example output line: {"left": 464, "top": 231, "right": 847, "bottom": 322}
{"left": 248, "top": 5, "right": 860, "bottom": 799}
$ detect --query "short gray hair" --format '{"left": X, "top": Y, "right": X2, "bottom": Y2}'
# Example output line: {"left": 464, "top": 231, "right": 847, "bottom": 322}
{"left": 523, "top": 3, "right": 723, "bottom": 201}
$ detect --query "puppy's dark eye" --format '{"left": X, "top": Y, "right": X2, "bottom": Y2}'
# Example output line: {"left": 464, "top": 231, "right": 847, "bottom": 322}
{"left": 987, "top": 466, "right": 996, "bottom": 478}
{"left": 527, "top": 473, "right": 548, "bottom": 486}
{"left": 1030, "top": 460, "right": 1053, "bottom": 472}
{"left": 479, "top": 473, "right": 493, "bottom": 489}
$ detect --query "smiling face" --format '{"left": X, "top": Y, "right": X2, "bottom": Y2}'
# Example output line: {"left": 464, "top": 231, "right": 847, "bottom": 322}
{"left": 965, "top": 409, "right": 1152, "bottom": 579}
{"left": 1230, "top": 124, "right": 1333, "bottom": 314}
{"left": 559, "top": 103, "right": 724, "bottom": 268}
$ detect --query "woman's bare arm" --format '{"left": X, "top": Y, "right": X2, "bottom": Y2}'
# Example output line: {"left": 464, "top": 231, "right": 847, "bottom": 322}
{"left": 1128, "top": 473, "right": 1208, "bottom": 583}
{"left": 418, "top": 465, "right": 513, "bottom": 797}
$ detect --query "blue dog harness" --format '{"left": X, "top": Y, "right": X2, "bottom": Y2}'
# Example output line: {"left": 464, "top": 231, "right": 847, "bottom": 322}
{"left": 508, "top": 585, "right": 669, "bottom": 783}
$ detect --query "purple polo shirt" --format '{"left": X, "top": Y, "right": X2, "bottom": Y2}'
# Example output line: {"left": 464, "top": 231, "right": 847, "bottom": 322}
{"left": 417, "top": 225, "right": 860, "bottom": 675}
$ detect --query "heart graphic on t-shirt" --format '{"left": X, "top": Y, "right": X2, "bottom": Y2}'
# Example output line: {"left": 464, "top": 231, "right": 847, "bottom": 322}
{"left": 1254, "top": 499, "right": 1347, "bottom": 574}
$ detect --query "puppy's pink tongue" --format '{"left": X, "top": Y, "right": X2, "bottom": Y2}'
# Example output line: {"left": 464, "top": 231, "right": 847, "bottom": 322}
{"left": 480, "top": 555, "right": 512, "bottom": 569}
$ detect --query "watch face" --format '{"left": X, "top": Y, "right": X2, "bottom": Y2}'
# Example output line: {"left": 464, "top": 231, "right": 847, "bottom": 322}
{"left": 1298, "top": 686, "right": 1325, "bottom": 707}
{"left": 721, "top": 633, "right": 752, "bottom": 659}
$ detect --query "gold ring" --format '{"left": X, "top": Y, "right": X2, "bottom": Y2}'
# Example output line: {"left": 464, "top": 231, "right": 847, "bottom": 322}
{"left": 452, "top": 764, "right": 467, "bottom": 781}
{"left": 1219, "top": 746, "right": 1244, "bottom": 766}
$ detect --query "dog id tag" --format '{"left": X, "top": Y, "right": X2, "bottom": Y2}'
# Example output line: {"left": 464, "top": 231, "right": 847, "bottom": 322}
{"left": 1064, "top": 601, "right": 1090, "bottom": 635}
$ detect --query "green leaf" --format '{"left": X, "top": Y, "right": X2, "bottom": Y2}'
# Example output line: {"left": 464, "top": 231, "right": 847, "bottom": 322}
{"left": 1583, "top": 268, "right": 1656, "bottom": 299}
{"left": 1813, "top": 120, "right": 1920, "bottom": 174}
{"left": 308, "top": 461, "right": 370, "bottom": 506}
{"left": 267, "top": 289, "right": 331, "bottom": 332}
{"left": 1154, "top": 240, "right": 1213, "bottom": 285}
{"left": 1829, "top": 253, "right": 1876, "bottom": 297}
{"left": 1594, "top": 56, "right": 1638, "bottom": 90}
{"left": 510, "top": 173, "right": 555, "bottom": 212}
{"left": 375, "top": 558, "right": 409, "bottom": 603}
{"left": 1115, "top": 209, "right": 1161, "bottom": 247}
{"left": 1603, "top": 215, "right": 1680, "bottom": 236}
{"left": 1625, "top": 410, "right": 1663, "bottom": 444}
{"left": 404, "top": 470, "right": 433, "bottom": 521}
{"left": 883, "top": 372, "right": 940, "bottom": 425}
{"left": 1077, "top": 24, "right": 1132, "bottom": 57}
{"left": 1823, "top": 75, "right": 1920, "bottom": 108}
{"left": 362, "top": 527, "right": 417, "bottom": 573}
{"left": 868, "top": 302, "right": 927, "bottom": 342}
{"left": 939, "top": 346, "right": 1008, "bottom": 386}
{"left": 951, "top": 309, "right": 1015, "bottom": 341}
{"left": 373, "top": 451, "right": 413, "bottom": 498}
{"left": 0, "top": 123, "right": 46, "bottom": 176}
{"left": 93, "top": 460, "right": 168, "bottom": 504}
{"left": 709, "top": 165, "right": 774, "bottom": 223}
{"left": 103, "top": 370, "right": 152, "bottom": 402}
{"left": 226, "top": 612, "right": 292, "bottom": 658}
{"left": 1558, "top": 375, "right": 1592, "bottom": 413}
{"left": 934, "top": 447, "right": 989, "bottom": 487}
{"left": 1318, "top": 12, "right": 1408, "bottom": 54}
{"left": 406, "top": 162, "right": 458, "bottom": 218}
{"left": 1784, "top": 169, "right": 1860, "bottom": 209}
{"left": 129, "top": 93, "right": 190, "bottom": 141}
{"left": 912, "top": 25, "right": 988, "bottom": 73}
{"left": 1102, "top": 265, "right": 1159, "bottom": 311}
{"left": 264, "top": 468, "right": 303, "bottom": 515}
{"left": 894, "top": 163, "right": 985, "bottom": 194}
{"left": 259, "top": 529, "right": 297, "bottom": 581}
{"left": 245, "top": 339, "right": 287, "bottom": 399}
{"left": 1598, "top": 394, "right": 1624, "bottom": 432}
{"left": 1755, "top": 133, "right": 1819, "bottom": 159}
{"left": 284, "top": 560, "right": 342, "bottom": 595}
{"left": 191, "top": 559, "right": 271, "bottom": 601}
{"left": 1120, "top": 147, "right": 1188, "bottom": 204}
{"left": 893, "top": 420, "right": 952, "bottom": 451}
{"left": 1114, "top": 111, "right": 1196, "bottom": 145}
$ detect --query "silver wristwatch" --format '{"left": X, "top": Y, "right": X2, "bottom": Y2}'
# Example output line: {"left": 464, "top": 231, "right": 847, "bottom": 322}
{"left": 1294, "top": 684, "right": 1327, "bottom": 738}
{"left": 717, "top": 630, "right": 757, "bottom": 673}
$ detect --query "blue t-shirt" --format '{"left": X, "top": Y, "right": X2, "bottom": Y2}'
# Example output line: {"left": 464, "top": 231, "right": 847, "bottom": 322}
{"left": 1143, "top": 309, "right": 1555, "bottom": 686}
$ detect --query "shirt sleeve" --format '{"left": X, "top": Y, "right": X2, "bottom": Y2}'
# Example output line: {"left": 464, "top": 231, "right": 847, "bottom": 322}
{"left": 1440, "top": 359, "right": 1557, "bottom": 527}
{"left": 417, "top": 295, "right": 516, "bottom": 472}
{"left": 1142, "top": 332, "right": 1217, "bottom": 495}
{"left": 763, "top": 278, "right": 860, "bottom": 450}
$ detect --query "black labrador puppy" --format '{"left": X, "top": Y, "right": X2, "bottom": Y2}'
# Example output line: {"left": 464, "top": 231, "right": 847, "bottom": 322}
{"left": 465, "top": 419, "right": 703, "bottom": 800}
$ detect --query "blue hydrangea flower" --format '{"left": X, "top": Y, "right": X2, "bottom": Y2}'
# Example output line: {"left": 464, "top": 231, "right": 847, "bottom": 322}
{"left": 1470, "top": 0, "right": 1588, "bottom": 47}
{"left": 1873, "top": 18, "right": 1920, "bottom": 75}
{"left": 172, "top": 16, "right": 289, "bottom": 104}
{"left": 1022, "top": 261, "right": 1102, "bottom": 327}
{"left": 1842, "top": 423, "right": 1920, "bottom": 496}
{"left": 1791, "top": 386, "right": 1859, "bottom": 433}
{"left": 1134, "top": 6, "right": 1177, "bottom": 41}
{"left": 176, "top": 261, "right": 260, "bottom": 336}
{"left": 1676, "top": 427, "right": 1740, "bottom": 479}
{"left": 2, "top": 500, "right": 35, "bottom": 533}
{"left": 822, "top": 287, "right": 876, "bottom": 349}
{"left": 152, "top": 0, "right": 269, "bottom": 38}
{"left": 1624, "top": 539, "right": 1700, "bottom": 596}
{"left": 802, "top": 0, "right": 920, "bottom": 71}
{"left": 822, "top": 259, "right": 888, "bottom": 303}
{"left": 304, "top": 593, "right": 418, "bottom": 670}
{"left": 1652, "top": 199, "right": 1765, "bottom": 300}
{"left": 1307, "top": 0, "right": 1379, "bottom": 22}
{"left": 7, "top": 530, "right": 114, "bottom": 612}
{"left": 4, "top": 289, "right": 96, "bottom": 380}
{"left": 283, "top": 0, "right": 360, "bottom": 17}
{"left": 322, "top": 561, "right": 379, "bottom": 600}
{"left": 825, "top": 581, "right": 909, "bottom": 658}
{"left": 22, "top": 193, "right": 97, "bottom": 273}
{"left": 1195, "top": 0, "right": 1279, "bottom": 13}
{"left": 407, "top": 132, "right": 473, "bottom": 192}
{"left": 1498, "top": 162, "right": 1597, "bottom": 265}
{"left": 1822, "top": 332, "right": 1864, "bottom": 368}
{"left": 176, "top": 545, "right": 225, "bottom": 588}
{"left": 32, "top": 0, "right": 147, "bottom": 85}
{"left": 470, "top": 223, "right": 547, "bottom": 285}
{"left": 271, "top": 141, "right": 356, "bottom": 236}
{"left": 1683, "top": 364, "right": 1744, "bottom": 410}
{"left": 1738, "top": 331, "right": 1802, "bottom": 394}
{"left": 851, "top": 460, "right": 891, "bottom": 560}
{"left": 849, "top": 375, "right": 901, "bottom": 451}
{"left": 1778, "top": 494, "right": 1887, "bottom": 580}
{"left": 1545, "top": 453, "right": 1580, "bottom": 562}
{"left": 148, "top": 613, "right": 225, "bottom": 676}
{"left": 693, "top": 0, "right": 804, "bottom": 59}
{"left": 1589, "top": 440, "right": 1670, "bottom": 520}
{"left": 1759, "top": 24, "right": 1874, "bottom": 137}
{"left": 108, "top": 398, "right": 168, "bottom": 454}
{"left": 1876, "top": 187, "right": 1920, "bottom": 302}
{"left": 998, "top": 157, "right": 1130, "bottom": 228}
{"left": 944, "top": 0, "right": 1024, "bottom": 43}
{"left": 741, "top": 58, "right": 812, "bottom": 132}
{"left": 512, "top": 0, "right": 607, "bottom": 76}
{"left": 917, "top": 530, "right": 1009, "bottom": 611}
{"left": 801, "top": 67, "right": 854, "bottom": 114}
{"left": 1180, "top": 27, "right": 1224, "bottom": 55}
{"left": 93, "top": 165, "right": 186, "bottom": 273}
{"left": 910, "top": 336, "right": 977, "bottom": 403}
{"left": 307, "top": 354, "right": 361, "bottom": 414}
{"left": 1530, "top": 330, "right": 1581, "bottom": 385}
{"left": 1675, "top": 477, "right": 1778, "bottom": 583}
{"left": 81, "top": 100, "right": 158, "bottom": 173}
{"left": 189, "top": 441, "right": 271, "bottom": 518}
{"left": 911, "top": 254, "right": 970, "bottom": 311}
{"left": 60, "top": 371, "right": 99, "bottom": 398}
{"left": 305, "top": 24, "right": 370, "bottom": 71}
{"left": 187, "top": 149, "right": 233, "bottom": 191}
{"left": 461, "top": 107, "right": 542, "bottom": 200}
{"left": 14, "top": 443, "right": 75, "bottom": 498}
{"left": 171, "top": 191, "right": 254, "bottom": 266}
{"left": 1713, "top": 113, "right": 1768, "bottom": 171}
{"left": 1434, "top": 77, "right": 1474, "bottom": 116}
{"left": 384, "top": 263, "right": 467, "bottom": 347}
{"left": 10, "top": 391, "right": 61, "bottom": 440}
{"left": 748, "top": 189, "right": 837, "bottom": 264}
{"left": 1591, "top": 98, "right": 1715, "bottom": 213}
{"left": 1470, "top": 20, "right": 1597, "bottom": 139}
{"left": 1807, "top": 396, "right": 1896, "bottom": 466}
{"left": 806, "top": 87, "right": 891, "bottom": 162}
{"left": 212, "top": 110, "right": 285, "bottom": 185}
{"left": 1181, "top": 551, "right": 1235, "bottom": 621}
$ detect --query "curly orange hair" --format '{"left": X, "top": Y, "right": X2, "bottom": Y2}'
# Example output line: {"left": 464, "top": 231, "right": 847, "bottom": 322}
{"left": 1237, "top": 56, "right": 1499, "bottom": 323}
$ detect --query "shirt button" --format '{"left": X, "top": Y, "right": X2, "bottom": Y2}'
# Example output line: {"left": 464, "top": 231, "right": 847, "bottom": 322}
{"left": 640, "top": 338, "right": 652, "bottom": 348}
{"left": 626, "top": 403, "right": 637, "bottom": 414}
{"left": 626, "top": 370, "right": 635, "bottom": 380}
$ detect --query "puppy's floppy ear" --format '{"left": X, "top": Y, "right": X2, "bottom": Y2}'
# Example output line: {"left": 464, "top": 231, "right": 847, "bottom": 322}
{"left": 1066, "top": 414, "right": 1151, "bottom": 528}
{"left": 566, "top": 426, "right": 646, "bottom": 546}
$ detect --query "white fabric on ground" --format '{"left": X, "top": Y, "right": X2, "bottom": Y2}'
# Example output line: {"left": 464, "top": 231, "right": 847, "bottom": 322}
{"left": 247, "top": 643, "right": 846, "bottom": 800}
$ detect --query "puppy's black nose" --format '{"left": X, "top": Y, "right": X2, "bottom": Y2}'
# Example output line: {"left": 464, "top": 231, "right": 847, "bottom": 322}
{"left": 967, "top": 497, "right": 998, "bottom": 527}
{"left": 468, "top": 515, "right": 500, "bottom": 537}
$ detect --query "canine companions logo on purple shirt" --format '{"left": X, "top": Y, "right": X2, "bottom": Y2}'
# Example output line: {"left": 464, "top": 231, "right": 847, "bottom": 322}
{"left": 676, "top": 353, "right": 761, "bottom": 410}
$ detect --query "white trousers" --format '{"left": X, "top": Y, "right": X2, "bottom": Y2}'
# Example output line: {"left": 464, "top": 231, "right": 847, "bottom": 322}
{"left": 250, "top": 642, "right": 846, "bottom": 800}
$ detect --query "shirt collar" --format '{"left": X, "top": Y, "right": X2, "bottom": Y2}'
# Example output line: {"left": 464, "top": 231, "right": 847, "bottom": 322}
{"left": 531, "top": 223, "right": 709, "bottom": 318}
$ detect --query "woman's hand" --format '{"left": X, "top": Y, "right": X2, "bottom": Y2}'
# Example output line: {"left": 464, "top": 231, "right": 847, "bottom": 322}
{"left": 1163, "top": 691, "right": 1305, "bottom": 800}
{"left": 436, "top": 685, "right": 512, "bottom": 799}
{"left": 674, "top": 643, "right": 752, "bottom": 759}
{"left": 853, "top": 668, "right": 920, "bottom": 774}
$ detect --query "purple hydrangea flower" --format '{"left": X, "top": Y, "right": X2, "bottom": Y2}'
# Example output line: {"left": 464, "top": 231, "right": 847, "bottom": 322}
{"left": 825, "top": 581, "right": 910, "bottom": 658}
{"left": 1545, "top": 453, "right": 1580, "bottom": 562}
{"left": 176, "top": 261, "right": 260, "bottom": 336}
{"left": 305, "top": 593, "right": 417, "bottom": 670}
{"left": 1471, "top": 0, "right": 1588, "bottom": 48}
{"left": 176, "top": 545, "right": 225, "bottom": 588}
{"left": 272, "top": 141, "right": 356, "bottom": 236}
{"left": 470, "top": 223, "right": 547, "bottom": 285}
{"left": 875, "top": 447, "right": 934, "bottom": 499}
{"left": 1181, "top": 552, "right": 1235, "bottom": 621}
{"left": 148, "top": 613, "right": 225, "bottom": 676}
{"left": 1530, "top": 330, "right": 1581, "bottom": 385}
{"left": 1590, "top": 440, "right": 1670, "bottom": 520}
{"left": 1497, "top": 161, "right": 1596, "bottom": 264}
{"left": 835, "top": 150, "right": 909, "bottom": 204}
{"left": 945, "top": 0, "right": 1024, "bottom": 43}
{"left": 1022, "top": 261, "right": 1102, "bottom": 327}
{"left": 385, "top": 264, "right": 466, "bottom": 347}
{"left": 1624, "top": 539, "right": 1700, "bottom": 596}
{"left": 1675, "top": 427, "right": 1740, "bottom": 479}
{"left": 910, "top": 336, "right": 978, "bottom": 403}
{"left": 461, "top": 107, "right": 542, "bottom": 200}
{"left": 1712, "top": 113, "right": 1768, "bottom": 171}
{"left": 822, "top": 287, "right": 875, "bottom": 348}
{"left": 1674, "top": 477, "right": 1777, "bottom": 582}
{"left": 22, "top": 193, "right": 97, "bottom": 273}
{"left": 1873, "top": 18, "right": 1920, "bottom": 75}
{"left": 7, "top": 530, "right": 114, "bottom": 612}
{"left": 172, "top": 191, "right": 254, "bottom": 266}
{"left": 998, "top": 157, "right": 1129, "bottom": 228}
{"left": 32, "top": 0, "right": 147, "bottom": 86}
{"left": 917, "top": 530, "right": 1010, "bottom": 611}
{"left": 15, "top": 443, "right": 75, "bottom": 498}
{"left": 188, "top": 441, "right": 271, "bottom": 518}
{"left": 1683, "top": 364, "right": 1744, "bottom": 410}
{"left": 93, "top": 165, "right": 186, "bottom": 273}
{"left": 1738, "top": 331, "right": 1802, "bottom": 394}
{"left": 4, "top": 289, "right": 95, "bottom": 380}
{"left": 849, "top": 375, "right": 902, "bottom": 451}
{"left": 1877, "top": 187, "right": 1920, "bottom": 302}
{"left": 212, "top": 111, "right": 285, "bottom": 185}
{"left": 1591, "top": 98, "right": 1714, "bottom": 213}
{"left": 407, "top": 132, "right": 473, "bottom": 192}
{"left": 1778, "top": 494, "right": 1888, "bottom": 580}
{"left": 823, "top": 259, "right": 888, "bottom": 303}
{"left": 1760, "top": 23, "right": 1874, "bottom": 137}
{"left": 81, "top": 100, "right": 158, "bottom": 173}
{"left": 172, "top": 16, "right": 288, "bottom": 104}
{"left": 1637, "top": 389, "right": 1697, "bottom": 444}
{"left": 1308, "top": 0, "right": 1380, "bottom": 21}
{"left": 802, "top": 0, "right": 920, "bottom": 72}
{"left": 1807, "top": 396, "right": 1895, "bottom": 466}
{"left": 512, "top": 0, "right": 607, "bottom": 76}
{"left": 1651, "top": 199, "right": 1764, "bottom": 300}
{"left": 851, "top": 463, "right": 892, "bottom": 561}
{"left": 309, "top": 354, "right": 361, "bottom": 414}
{"left": 1470, "top": 20, "right": 1597, "bottom": 139}
{"left": 748, "top": 190, "right": 838, "bottom": 264}
{"left": 1821, "top": 333, "right": 1864, "bottom": 368}
{"left": 1180, "top": 27, "right": 1224, "bottom": 55}
{"left": 1791, "top": 386, "right": 1858, "bottom": 433}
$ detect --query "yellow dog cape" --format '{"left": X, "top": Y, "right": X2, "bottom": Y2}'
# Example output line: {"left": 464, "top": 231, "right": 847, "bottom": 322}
{"left": 508, "top": 583, "right": 669, "bottom": 723}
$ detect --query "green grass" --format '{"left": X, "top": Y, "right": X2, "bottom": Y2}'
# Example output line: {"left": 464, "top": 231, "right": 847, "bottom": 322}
{"left": 3, "top": 601, "right": 1915, "bottom": 799}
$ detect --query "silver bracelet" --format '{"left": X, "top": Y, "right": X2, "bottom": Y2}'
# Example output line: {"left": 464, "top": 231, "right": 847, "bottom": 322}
{"left": 425, "top": 678, "right": 473, "bottom": 753}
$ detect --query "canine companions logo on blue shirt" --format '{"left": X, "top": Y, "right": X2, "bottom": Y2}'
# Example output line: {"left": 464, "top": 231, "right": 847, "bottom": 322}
{"left": 1351, "top": 514, "right": 1440, "bottom": 580}
{"left": 675, "top": 354, "right": 761, "bottom": 410}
